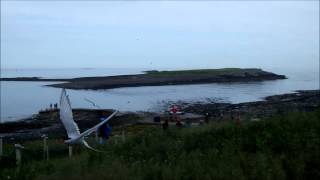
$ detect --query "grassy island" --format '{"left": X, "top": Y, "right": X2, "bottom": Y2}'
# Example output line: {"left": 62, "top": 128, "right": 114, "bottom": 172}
{"left": 50, "top": 68, "right": 286, "bottom": 90}
{"left": 145, "top": 68, "right": 266, "bottom": 76}
{"left": 0, "top": 68, "right": 286, "bottom": 90}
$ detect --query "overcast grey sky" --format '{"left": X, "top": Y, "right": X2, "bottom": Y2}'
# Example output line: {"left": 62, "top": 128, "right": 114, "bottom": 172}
{"left": 1, "top": 1, "right": 319, "bottom": 70}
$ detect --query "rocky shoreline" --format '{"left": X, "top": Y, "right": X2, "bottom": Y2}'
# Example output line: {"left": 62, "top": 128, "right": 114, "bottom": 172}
{"left": 0, "top": 68, "right": 286, "bottom": 90}
{"left": 180, "top": 90, "right": 320, "bottom": 119}
{"left": 0, "top": 90, "right": 318, "bottom": 142}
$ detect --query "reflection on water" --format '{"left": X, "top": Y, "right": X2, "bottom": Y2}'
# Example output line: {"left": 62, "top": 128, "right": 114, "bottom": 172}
{"left": 0, "top": 68, "right": 319, "bottom": 122}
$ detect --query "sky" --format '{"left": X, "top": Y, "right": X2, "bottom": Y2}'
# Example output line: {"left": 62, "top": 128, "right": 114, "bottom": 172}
{"left": 1, "top": 1, "right": 319, "bottom": 70}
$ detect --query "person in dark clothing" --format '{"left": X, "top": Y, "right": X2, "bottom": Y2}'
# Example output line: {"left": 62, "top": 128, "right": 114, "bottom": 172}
{"left": 98, "top": 112, "right": 112, "bottom": 144}
{"left": 219, "top": 111, "right": 224, "bottom": 121}
{"left": 185, "top": 119, "right": 192, "bottom": 127}
{"left": 176, "top": 119, "right": 182, "bottom": 128}
{"left": 204, "top": 112, "right": 210, "bottom": 124}
{"left": 105, "top": 124, "right": 112, "bottom": 137}
{"left": 98, "top": 122, "right": 111, "bottom": 144}
{"left": 154, "top": 116, "right": 161, "bottom": 123}
{"left": 162, "top": 119, "right": 169, "bottom": 130}
{"left": 235, "top": 111, "right": 241, "bottom": 125}
{"left": 231, "top": 110, "right": 235, "bottom": 120}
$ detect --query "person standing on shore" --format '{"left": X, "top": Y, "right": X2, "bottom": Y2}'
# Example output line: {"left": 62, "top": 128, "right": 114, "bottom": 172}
{"left": 162, "top": 119, "right": 169, "bottom": 130}
{"left": 230, "top": 110, "right": 234, "bottom": 120}
{"left": 219, "top": 111, "right": 224, "bottom": 121}
{"left": 176, "top": 119, "right": 182, "bottom": 128}
{"left": 98, "top": 122, "right": 112, "bottom": 144}
{"left": 185, "top": 119, "right": 192, "bottom": 127}
{"left": 169, "top": 105, "right": 180, "bottom": 123}
{"left": 98, "top": 112, "right": 112, "bottom": 144}
{"left": 235, "top": 111, "right": 241, "bottom": 125}
{"left": 205, "top": 112, "right": 210, "bottom": 124}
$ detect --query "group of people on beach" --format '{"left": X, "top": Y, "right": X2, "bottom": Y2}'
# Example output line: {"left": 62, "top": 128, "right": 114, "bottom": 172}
{"left": 162, "top": 105, "right": 211, "bottom": 130}
{"left": 49, "top": 103, "right": 58, "bottom": 110}
{"left": 42, "top": 103, "right": 58, "bottom": 112}
{"left": 161, "top": 105, "right": 242, "bottom": 130}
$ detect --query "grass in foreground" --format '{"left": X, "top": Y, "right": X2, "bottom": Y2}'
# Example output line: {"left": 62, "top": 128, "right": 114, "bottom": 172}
{"left": 1, "top": 109, "right": 320, "bottom": 180}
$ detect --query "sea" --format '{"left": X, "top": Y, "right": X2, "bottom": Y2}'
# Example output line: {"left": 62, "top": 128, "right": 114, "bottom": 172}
{"left": 0, "top": 67, "right": 319, "bottom": 123}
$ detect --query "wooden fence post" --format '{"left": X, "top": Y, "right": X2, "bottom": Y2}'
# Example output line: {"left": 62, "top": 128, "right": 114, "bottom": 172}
{"left": 42, "top": 135, "right": 49, "bottom": 160}
{"left": 0, "top": 137, "right": 3, "bottom": 157}
{"left": 95, "top": 130, "right": 99, "bottom": 143}
{"left": 68, "top": 145, "right": 73, "bottom": 158}
{"left": 14, "top": 144, "right": 24, "bottom": 166}
{"left": 122, "top": 130, "right": 126, "bottom": 143}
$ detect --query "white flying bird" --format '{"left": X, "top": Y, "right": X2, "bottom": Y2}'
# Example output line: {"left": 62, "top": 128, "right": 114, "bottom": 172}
{"left": 59, "top": 89, "right": 118, "bottom": 151}
{"left": 84, "top": 98, "right": 101, "bottom": 108}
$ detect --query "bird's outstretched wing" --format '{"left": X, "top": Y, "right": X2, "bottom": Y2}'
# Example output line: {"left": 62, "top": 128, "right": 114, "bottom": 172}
{"left": 65, "top": 110, "right": 118, "bottom": 145}
{"left": 77, "top": 111, "right": 118, "bottom": 152}
{"left": 79, "top": 110, "right": 118, "bottom": 139}
{"left": 59, "top": 89, "right": 81, "bottom": 139}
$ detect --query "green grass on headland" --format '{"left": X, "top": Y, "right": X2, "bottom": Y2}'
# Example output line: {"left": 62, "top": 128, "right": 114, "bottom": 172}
{"left": 144, "top": 68, "right": 264, "bottom": 76}
{"left": 1, "top": 109, "right": 320, "bottom": 180}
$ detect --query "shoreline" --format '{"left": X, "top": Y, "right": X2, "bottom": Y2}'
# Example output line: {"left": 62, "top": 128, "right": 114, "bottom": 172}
{"left": 0, "top": 68, "right": 286, "bottom": 90}
{"left": 1, "top": 89, "right": 318, "bottom": 141}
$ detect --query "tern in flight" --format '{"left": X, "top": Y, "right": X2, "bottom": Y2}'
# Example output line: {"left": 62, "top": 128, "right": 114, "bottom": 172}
{"left": 59, "top": 89, "right": 118, "bottom": 151}
{"left": 84, "top": 98, "right": 101, "bottom": 109}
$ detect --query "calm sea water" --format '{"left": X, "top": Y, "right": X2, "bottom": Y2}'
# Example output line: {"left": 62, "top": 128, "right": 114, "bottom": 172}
{"left": 0, "top": 68, "right": 149, "bottom": 78}
{"left": 0, "top": 68, "right": 319, "bottom": 122}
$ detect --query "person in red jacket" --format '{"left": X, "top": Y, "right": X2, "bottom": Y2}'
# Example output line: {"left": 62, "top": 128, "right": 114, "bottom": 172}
{"left": 170, "top": 105, "right": 178, "bottom": 114}
{"left": 169, "top": 105, "right": 179, "bottom": 122}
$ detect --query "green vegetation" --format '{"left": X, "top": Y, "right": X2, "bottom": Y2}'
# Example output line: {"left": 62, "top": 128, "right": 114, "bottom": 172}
{"left": 144, "top": 68, "right": 262, "bottom": 77}
{"left": 1, "top": 109, "right": 320, "bottom": 180}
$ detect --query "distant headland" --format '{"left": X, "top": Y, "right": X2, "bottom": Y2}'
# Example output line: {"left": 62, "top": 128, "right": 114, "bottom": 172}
{"left": 0, "top": 68, "right": 286, "bottom": 90}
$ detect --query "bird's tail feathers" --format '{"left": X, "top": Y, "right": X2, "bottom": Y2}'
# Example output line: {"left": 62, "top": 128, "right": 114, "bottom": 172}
{"left": 82, "top": 140, "right": 105, "bottom": 153}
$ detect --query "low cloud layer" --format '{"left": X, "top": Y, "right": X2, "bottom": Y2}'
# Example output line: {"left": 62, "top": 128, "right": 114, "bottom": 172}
{"left": 1, "top": 1, "right": 319, "bottom": 70}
